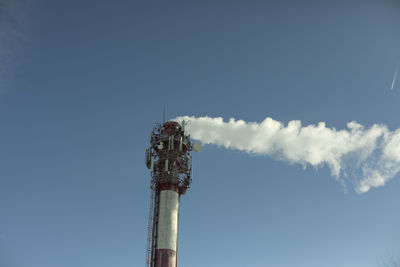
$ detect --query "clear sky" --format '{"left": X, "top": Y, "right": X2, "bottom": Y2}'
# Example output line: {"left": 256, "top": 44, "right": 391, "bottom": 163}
{"left": 1, "top": 1, "right": 400, "bottom": 266}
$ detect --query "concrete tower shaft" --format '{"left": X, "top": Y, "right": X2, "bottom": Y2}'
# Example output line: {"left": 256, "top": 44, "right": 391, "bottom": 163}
{"left": 145, "top": 121, "right": 196, "bottom": 267}
{"left": 155, "top": 189, "right": 179, "bottom": 266}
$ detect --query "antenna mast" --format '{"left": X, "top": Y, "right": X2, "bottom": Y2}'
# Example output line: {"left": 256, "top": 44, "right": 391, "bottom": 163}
{"left": 162, "top": 107, "right": 166, "bottom": 124}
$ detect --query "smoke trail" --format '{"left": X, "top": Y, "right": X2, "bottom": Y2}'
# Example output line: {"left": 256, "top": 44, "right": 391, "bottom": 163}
{"left": 391, "top": 64, "right": 399, "bottom": 90}
{"left": 174, "top": 116, "right": 400, "bottom": 193}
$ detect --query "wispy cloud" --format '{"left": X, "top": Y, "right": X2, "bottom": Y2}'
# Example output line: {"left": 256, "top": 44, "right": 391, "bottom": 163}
{"left": 391, "top": 63, "right": 399, "bottom": 90}
{"left": 174, "top": 116, "right": 400, "bottom": 193}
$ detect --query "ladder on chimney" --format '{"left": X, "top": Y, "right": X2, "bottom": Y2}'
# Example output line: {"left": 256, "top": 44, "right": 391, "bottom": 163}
{"left": 145, "top": 188, "right": 160, "bottom": 267}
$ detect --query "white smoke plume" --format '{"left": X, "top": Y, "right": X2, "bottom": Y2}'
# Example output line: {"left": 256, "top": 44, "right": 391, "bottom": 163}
{"left": 174, "top": 116, "right": 400, "bottom": 193}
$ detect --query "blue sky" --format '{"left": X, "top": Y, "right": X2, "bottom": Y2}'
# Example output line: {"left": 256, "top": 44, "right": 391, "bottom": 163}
{"left": 1, "top": 1, "right": 400, "bottom": 266}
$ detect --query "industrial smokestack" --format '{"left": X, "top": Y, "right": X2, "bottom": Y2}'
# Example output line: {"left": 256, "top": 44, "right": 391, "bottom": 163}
{"left": 174, "top": 115, "right": 400, "bottom": 193}
{"left": 145, "top": 121, "right": 200, "bottom": 267}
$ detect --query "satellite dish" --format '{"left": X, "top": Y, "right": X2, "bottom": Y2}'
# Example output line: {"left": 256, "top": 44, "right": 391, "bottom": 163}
{"left": 192, "top": 142, "right": 202, "bottom": 152}
{"left": 157, "top": 142, "right": 164, "bottom": 150}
